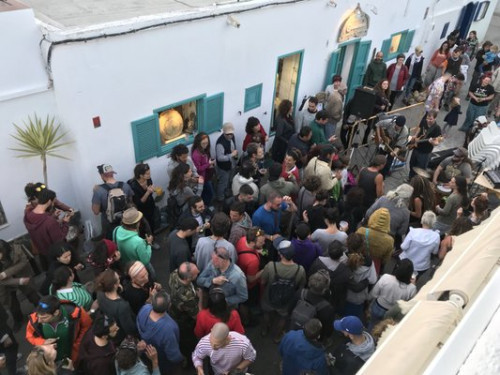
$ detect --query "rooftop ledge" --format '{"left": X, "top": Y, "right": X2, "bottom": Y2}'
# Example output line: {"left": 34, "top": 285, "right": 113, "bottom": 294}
{"left": 19, "top": 0, "right": 305, "bottom": 40}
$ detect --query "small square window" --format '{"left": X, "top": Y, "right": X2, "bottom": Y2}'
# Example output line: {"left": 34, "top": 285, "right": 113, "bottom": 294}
{"left": 389, "top": 34, "right": 402, "bottom": 55}
{"left": 244, "top": 84, "right": 263, "bottom": 112}
{"left": 475, "top": 1, "right": 490, "bottom": 21}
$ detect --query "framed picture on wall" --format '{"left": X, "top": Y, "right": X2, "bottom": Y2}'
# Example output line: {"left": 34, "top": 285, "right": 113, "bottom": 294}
{"left": 474, "top": 1, "right": 490, "bottom": 21}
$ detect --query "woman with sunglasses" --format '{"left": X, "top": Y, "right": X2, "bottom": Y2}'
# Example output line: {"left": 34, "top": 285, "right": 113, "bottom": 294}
{"left": 26, "top": 343, "right": 74, "bottom": 375}
{"left": 129, "top": 163, "right": 161, "bottom": 250}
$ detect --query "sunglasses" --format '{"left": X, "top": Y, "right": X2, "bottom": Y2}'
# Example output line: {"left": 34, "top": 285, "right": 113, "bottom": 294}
{"left": 35, "top": 184, "right": 46, "bottom": 192}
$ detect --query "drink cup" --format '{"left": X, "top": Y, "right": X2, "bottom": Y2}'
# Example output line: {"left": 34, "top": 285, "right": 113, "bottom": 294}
{"left": 339, "top": 221, "right": 348, "bottom": 231}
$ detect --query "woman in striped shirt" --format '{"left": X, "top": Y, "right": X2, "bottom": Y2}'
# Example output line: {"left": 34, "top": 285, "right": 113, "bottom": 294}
{"left": 50, "top": 265, "right": 93, "bottom": 311}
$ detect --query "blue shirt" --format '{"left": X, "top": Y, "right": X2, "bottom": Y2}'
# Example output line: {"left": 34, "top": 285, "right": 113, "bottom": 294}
{"left": 252, "top": 202, "right": 288, "bottom": 235}
{"left": 136, "top": 304, "right": 183, "bottom": 372}
{"left": 197, "top": 262, "right": 248, "bottom": 306}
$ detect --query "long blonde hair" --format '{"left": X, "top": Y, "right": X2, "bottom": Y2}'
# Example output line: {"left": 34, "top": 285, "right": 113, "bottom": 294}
{"left": 26, "top": 347, "right": 56, "bottom": 375}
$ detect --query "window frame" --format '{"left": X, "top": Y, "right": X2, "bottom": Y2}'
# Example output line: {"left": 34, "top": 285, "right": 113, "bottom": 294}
{"left": 153, "top": 93, "right": 206, "bottom": 155}
{"left": 244, "top": 83, "right": 263, "bottom": 112}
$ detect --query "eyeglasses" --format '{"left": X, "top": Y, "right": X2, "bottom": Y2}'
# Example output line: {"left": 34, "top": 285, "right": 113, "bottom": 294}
{"left": 213, "top": 249, "right": 226, "bottom": 260}
{"left": 35, "top": 184, "right": 46, "bottom": 192}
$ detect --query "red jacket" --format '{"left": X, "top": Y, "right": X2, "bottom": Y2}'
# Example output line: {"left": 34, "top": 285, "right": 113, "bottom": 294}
{"left": 23, "top": 206, "right": 68, "bottom": 256}
{"left": 26, "top": 301, "right": 92, "bottom": 362}
{"left": 194, "top": 309, "right": 245, "bottom": 338}
{"left": 242, "top": 124, "right": 268, "bottom": 151}
{"left": 387, "top": 63, "right": 409, "bottom": 91}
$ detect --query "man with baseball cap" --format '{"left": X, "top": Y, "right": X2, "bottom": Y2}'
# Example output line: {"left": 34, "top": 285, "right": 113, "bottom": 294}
{"left": 432, "top": 146, "right": 473, "bottom": 185}
{"left": 92, "top": 163, "right": 134, "bottom": 239}
{"left": 215, "top": 123, "right": 238, "bottom": 203}
{"left": 375, "top": 113, "right": 409, "bottom": 177}
{"left": 330, "top": 316, "right": 375, "bottom": 374}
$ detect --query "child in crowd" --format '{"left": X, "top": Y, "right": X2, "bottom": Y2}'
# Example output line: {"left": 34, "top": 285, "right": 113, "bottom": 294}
{"left": 480, "top": 45, "right": 499, "bottom": 73}
{"left": 443, "top": 96, "right": 461, "bottom": 135}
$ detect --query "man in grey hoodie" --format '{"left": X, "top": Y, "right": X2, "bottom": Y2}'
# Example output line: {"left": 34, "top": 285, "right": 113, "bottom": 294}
{"left": 331, "top": 316, "right": 375, "bottom": 375}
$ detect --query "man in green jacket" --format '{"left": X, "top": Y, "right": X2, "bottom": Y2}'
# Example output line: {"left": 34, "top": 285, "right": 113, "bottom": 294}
{"left": 114, "top": 208, "right": 153, "bottom": 272}
{"left": 310, "top": 110, "right": 337, "bottom": 145}
{"left": 363, "top": 51, "right": 387, "bottom": 87}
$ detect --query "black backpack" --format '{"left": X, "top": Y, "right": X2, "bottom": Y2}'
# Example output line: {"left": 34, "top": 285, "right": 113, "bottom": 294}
{"left": 290, "top": 289, "right": 330, "bottom": 330}
{"left": 268, "top": 262, "right": 300, "bottom": 308}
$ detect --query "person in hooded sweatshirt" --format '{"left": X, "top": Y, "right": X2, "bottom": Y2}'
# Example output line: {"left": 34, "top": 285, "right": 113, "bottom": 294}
{"left": 23, "top": 188, "right": 69, "bottom": 270}
{"left": 76, "top": 311, "right": 119, "bottom": 374}
{"left": 331, "top": 316, "right": 375, "bottom": 375}
{"left": 137, "top": 290, "right": 183, "bottom": 375}
{"left": 231, "top": 161, "right": 259, "bottom": 200}
{"left": 279, "top": 319, "right": 329, "bottom": 375}
{"left": 228, "top": 201, "right": 253, "bottom": 247}
{"left": 113, "top": 207, "right": 153, "bottom": 273}
{"left": 259, "top": 163, "right": 299, "bottom": 205}
{"left": 356, "top": 207, "right": 394, "bottom": 276}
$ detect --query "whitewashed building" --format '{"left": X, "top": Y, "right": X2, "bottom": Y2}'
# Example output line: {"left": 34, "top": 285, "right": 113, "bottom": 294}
{"left": 0, "top": 0, "right": 498, "bottom": 239}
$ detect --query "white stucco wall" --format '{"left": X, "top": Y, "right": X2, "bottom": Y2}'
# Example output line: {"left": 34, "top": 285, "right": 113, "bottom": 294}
{"left": 0, "top": 0, "right": 497, "bottom": 238}
{"left": 0, "top": 8, "right": 49, "bottom": 100}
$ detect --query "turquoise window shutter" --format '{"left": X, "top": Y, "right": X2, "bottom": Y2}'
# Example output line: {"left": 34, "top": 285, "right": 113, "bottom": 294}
{"left": 131, "top": 115, "right": 159, "bottom": 162}
{"left": 346, "top": 40, "right": 372, "bottom": 101}
{"left": 402, "top": 30, "right": 415, "bottom": 52}
{"left": 204, "top": 93, "right": 224, "bottom": 134}
{"left": 324, "top": 50, "right": 340, "bottom": 89}
{"left": 381, "top": 38, "right": 391, "bottom": 61}
{"left": 244, "top": 84, "right": 263, "bottom": 112}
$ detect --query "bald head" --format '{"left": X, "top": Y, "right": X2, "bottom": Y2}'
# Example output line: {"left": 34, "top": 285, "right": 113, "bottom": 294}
{"left": 178, "top": 262, "right": 199, "bottom": 281}
{"left": 211, "top": 322, "right": 230, "bottom": 341}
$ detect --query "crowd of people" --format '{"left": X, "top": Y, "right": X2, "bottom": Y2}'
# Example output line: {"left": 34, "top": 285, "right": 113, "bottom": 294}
{"left": 0, "top": 29, "right": 498, "bottom": 375}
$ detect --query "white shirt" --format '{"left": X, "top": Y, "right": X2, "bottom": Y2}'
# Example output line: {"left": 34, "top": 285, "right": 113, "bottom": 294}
{"left": 371, "top": 274, "right": 416, "bottom": 309}
{"left": 400, "top": 227, "right": 440, "bottom": 271}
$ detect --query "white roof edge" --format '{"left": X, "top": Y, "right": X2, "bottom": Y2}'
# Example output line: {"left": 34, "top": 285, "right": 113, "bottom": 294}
{"left": 37, "top": 0, "right": 304, "bottom": 41}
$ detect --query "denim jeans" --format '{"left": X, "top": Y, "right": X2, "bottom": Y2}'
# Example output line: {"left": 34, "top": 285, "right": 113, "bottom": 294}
{"left": 324, "top": 121, "right": 337, "bottom": 139}
{"left": 460, "top": 103, "right": 488, "bottom": 132}
{"left": 368, "top": 300, "right": 388, "bottom": 332}
{"left": 404, "top": 77, "right": 418, "bottom": 98}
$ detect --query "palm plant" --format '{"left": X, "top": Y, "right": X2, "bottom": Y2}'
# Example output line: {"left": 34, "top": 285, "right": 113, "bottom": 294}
{"left": 10, "top": 114, "right": 73, "bottom": 186}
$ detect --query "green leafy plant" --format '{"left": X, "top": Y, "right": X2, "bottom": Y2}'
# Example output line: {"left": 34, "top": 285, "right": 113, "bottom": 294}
{"left": 10, "top": 114, "right": 73, "bottom": 186}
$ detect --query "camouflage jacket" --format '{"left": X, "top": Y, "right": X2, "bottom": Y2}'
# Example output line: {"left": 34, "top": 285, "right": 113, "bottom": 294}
{"left": 168, "top": 270, "right": 199, "bottom": 322}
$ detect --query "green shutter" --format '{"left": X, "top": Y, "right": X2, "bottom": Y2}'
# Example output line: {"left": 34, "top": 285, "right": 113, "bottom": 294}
{"left": 381, "top": 38, "right": 391, "bottom": 61}
{"left": 402, "top": 30, "right": 415, "bottom": 52}
{"left": 131, "top": 115, "right": 159, "bottom": 162}
{"left": 244, "top": 84, "right": 263, "bottom": 112}
{"left": 346, "top": 40, "right": 372, "bottom": 101}
{"left": 324, "top": 50, "right": 341, "bottom": 89}
{"left": 204, "top": 93, "right": 224, "bottom": 134}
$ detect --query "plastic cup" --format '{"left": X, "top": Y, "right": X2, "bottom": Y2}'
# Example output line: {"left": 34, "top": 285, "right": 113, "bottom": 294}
{"left": 339, "top": 221, "right": 348, "bottom": 231}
